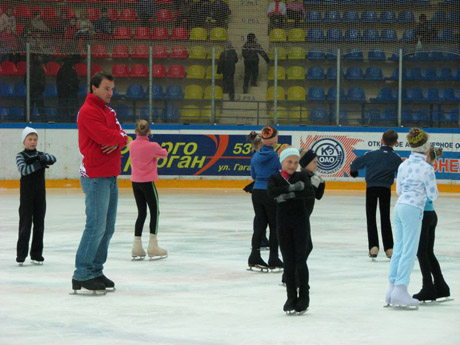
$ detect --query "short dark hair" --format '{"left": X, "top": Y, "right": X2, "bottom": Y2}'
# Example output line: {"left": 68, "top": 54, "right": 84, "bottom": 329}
{"left": 382, "top": 129, "right": 398, "bottom": 146}
{"left": 90, "top": 71, "right": 114, "bottom": 93}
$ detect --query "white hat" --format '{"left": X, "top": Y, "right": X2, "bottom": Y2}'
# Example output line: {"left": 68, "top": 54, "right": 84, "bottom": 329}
{"left": 22, "top": 127, "right": 38, "bottom": 143}
{"left": 279, "top": 147, "right": 300, "bottom": 163}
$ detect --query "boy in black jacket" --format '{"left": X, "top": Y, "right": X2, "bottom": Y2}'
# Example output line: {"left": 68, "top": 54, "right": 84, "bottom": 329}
{"left": 268, "top": 147, "right": 315, "bottom": 314}
{"left": 16, "top": 127, "right": 56, "bottom": 265}
{"left": 350, "top": 129, "right": 402, "bottom": 259}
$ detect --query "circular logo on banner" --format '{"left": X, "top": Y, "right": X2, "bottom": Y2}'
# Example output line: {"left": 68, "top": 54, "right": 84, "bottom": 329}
{"left": 311, "top": 138, "right": 345, "bottom": 175}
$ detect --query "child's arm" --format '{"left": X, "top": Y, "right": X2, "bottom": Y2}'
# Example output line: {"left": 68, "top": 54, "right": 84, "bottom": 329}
{"left": 16, "top": 153, "right": 43, "bottom": 176}
{"left": 267, "top": 174, "right": 304, "bottom": 198}
{"left": 38, "top": 152, "right": 57, "bottom": 166}
{"left": 151, "top": 142, "right": 168, "bottom": 159}
{"left": 350, "top": 154, "right": 368, "bottom": 177}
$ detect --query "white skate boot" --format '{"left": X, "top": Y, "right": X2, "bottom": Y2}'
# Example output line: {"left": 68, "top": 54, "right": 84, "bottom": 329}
{"left": 384, "top": 283, "right": 394, "bottom": 306}
{"left": 147, "top": 234, "right": 168, "bottom": 260}
{"left": 390, "top": 285, "right": 419, "bottom": 309}
{"left": 131, "top": 236, "right": 146, "bottom": 260}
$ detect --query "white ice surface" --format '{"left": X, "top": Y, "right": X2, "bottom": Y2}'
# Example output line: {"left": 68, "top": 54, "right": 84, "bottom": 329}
{"left": 0, "top": 188, "right": 459, "bottom": 345}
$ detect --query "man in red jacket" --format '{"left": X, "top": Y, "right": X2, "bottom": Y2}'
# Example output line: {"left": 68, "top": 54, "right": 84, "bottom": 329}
{"left": 72, "top": 71, "right": 128, "bottom": 294}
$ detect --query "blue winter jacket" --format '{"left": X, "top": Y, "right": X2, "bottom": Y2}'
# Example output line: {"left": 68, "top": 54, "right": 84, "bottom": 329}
{"left": 251, "top": 145, "right": 281, "bottom": 190}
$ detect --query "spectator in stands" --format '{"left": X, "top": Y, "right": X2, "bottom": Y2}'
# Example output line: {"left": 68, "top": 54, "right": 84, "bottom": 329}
{"left": 217, "top": 41, "right": 238, "bottom": 101}
{"left": 30, "top": 10, "right": 50, "bottom": 34}
{"left": 47, "top": 9, "right": 69, "bottom": 36}
{"left": 242, "top": 33, "right": 269, "bottom": 94}
{"left": 267, "top": 0, "right": 286, "bottom": 30}
{"left": 56, "top": 56, "right": 80, "bottom": 123}
{"left": 211, "top": 0, "right": 231, "bottom": 28}
{"left": 76, "top": 11, "right": 95, "bottom": 43}
{"left": 0, "top": 6, "right": 17, "bottom": 34}
{"left": 137, "top": 0, "right": 155, "bottom": 27}
{"left": 24, "top": 55, "right": 47, "bottom": 122}
{"left": 176, "top": 0, "right": 192, "bottom": 28}
{"left": 94, "top": 8, "right": 114, "bottom": 36}
{"left": 64, "top": 16, "right": 78, "bottom": 51}
{"left": 190, "top": 0, "right": 211, "bottom": 28}
{"left": 415, "top": 14, "right": 436, "bottom": 47}
{"left": 0, "top": 6, "right": 18, "bottom": 62}
{"left": 286, "top": 0, "right": 305, "bottom": 28}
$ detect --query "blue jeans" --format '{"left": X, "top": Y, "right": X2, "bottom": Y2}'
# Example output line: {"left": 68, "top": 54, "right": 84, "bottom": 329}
{"left": 389, "top": 203, "right": 423, "bottom": 286}
{"left": 73, "top": 177, "right": 118, "bottom": 281}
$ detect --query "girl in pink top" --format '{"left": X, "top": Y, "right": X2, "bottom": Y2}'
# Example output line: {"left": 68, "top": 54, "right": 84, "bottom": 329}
{"left": 129, "top": 120, "right": 168, "bottom": 260}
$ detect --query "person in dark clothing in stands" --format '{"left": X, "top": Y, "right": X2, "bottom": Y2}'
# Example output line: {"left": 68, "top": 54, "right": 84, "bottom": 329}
{"left": 94, "top": 8, "right": 114, "bottom": 35}
{"left": 24, "top": 54, "right": 46, "bottom": 122}
{"left": 217, "top": 41, "right": 238, "bottom": 101}
{"left": 415, "top": 14, "right": 437, "bottom": 45}
{"left": 350, "top": 129, "right": 402, "bottom": 260}
{"left": 15, "top": 127, "right": 57, "bottom": 265}
{"left": 242, "top": 33, "right": 269, "bottom": 93}
{"left": 268, "top": 146, "right": 315, "bottom": 314}
{"left": 137, "top": 0, "right": 155, "bottom": 27}
{"left": 56, "top": 56, "right": 80, "bottom": 123}
{"left": 211, "top": 0, "right": 231, "bottom": 27}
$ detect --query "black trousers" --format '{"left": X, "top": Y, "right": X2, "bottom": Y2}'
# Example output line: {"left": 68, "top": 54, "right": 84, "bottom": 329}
{"left": 243, "top": 61, "right": 259, "bottom": 89}
{"left": 251, "top": 189, "right": 278, "bottom": 258}
{"left": 417, "top": 211, "right": 444, "bottom": 284}
{"left": 24, "top": 95, "right": 47, "bottom": 122}
{"left": 366, "top": 186, "right": 393, "bottom": 251}
{"left": 132, "top": 181, "right": 159, "bottom": 237}
{"left": 17, "top": 190, "right": 46, "bottom": 260}
{"left": 58, "top": 96, "right": 78, "bottom": 123}
{"left": 222, "top": 72, "right": 235, "bottom": 100}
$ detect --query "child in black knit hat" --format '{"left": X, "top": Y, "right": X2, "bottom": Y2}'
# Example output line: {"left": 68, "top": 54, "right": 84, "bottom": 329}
{"left": 268, "top": 146, "right": 315, "bottom": 314}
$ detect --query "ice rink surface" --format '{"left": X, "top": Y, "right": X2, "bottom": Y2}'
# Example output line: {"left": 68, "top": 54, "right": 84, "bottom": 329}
{"left": 0, "top": 188, "right": 459, "bottom": 345}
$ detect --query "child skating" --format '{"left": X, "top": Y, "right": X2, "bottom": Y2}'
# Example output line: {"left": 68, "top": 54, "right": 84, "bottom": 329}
{"left": 129, "top": 120, "right": 168, "bottom": 260}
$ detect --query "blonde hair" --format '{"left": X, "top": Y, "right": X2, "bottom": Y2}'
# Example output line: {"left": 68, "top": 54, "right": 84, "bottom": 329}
{"left": 135, "top": 119, "right": 150, "bottom": 136}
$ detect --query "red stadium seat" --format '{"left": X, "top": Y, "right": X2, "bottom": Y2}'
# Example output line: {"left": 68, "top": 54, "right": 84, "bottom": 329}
{"left": 153, "top": 45, "right": 168, "bottom": 59}
{"left": 119, "top": 8, "right": 136, "bottom": 21}
{"left": 114, "top": 27, "right": 131, "bottom": 39}
{"left": 130, "top": 64, "right": 148, "bottom": 77}
{"left": 45, "top": 62, "right": 61, "bottom": 76}
{"left": 152, "top": 64, "right": 166, "bottom": 78}
{"left": 152, "top": 27, "right": 169, "bottom": 40}
{"left": 16, "top": 61, "right": 26, "bottom": 75}
{"left": 15, "top": 5, "right": 31, "bottom": 19}
{"left": 112, "top": 44, "right": 130, "bottom": 58}
{"left": 86, "top": 8, "right": 100, "bottom": 21}
{"left": 42, "top": 7, "right": 57, "bottom": 19}
{"left": 122, "top": 0, "right": 137, "bottom": 3}
{"left": 107, "top": 9, "right": 119, "bottom": 20}
{"left": 156, "top": 9, "right": 173, "bottom": 22}
{"left": 62, "top": 7, "right": 75, "bottom": 19}
{"left": 132, "top": 45, "right": 150, "bottom": 59}
{"left": 112, "top": 63, "right": 129, "bottom": 77}
{"left": 75, "top": 63, "right": 87, "bottom": 76}
{"left": 167, "top": 64, "right": 186, "bottom": 78}
{"left": 170, "top": 45, "right": 188, "bottom": 59}
{"left": 155, "top": 0, "right": 173, "bottom": 4}
{"left": 1, "top": 61, "right": 19, "bottom": 75}
{"left": 91, "top": 44, "right": 110, "bottom": 58}
{"left": 66, "top": 0, "right": 83, "bottom": 2}
{"left": 16, "top": 23, "right": 24, "bottom": 35}
{"left": 134, "top": 27, "right": 152, "bottom": 40}
{"left": 171, "top": 27, "right": 189, "bottom": 40}
{"left": 91, "top": 63, "right": 103, "bottom": 76}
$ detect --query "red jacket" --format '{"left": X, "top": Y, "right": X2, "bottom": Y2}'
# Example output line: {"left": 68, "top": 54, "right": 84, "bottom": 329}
{"left": 77, "top": 93, "right": 128, "bottom": 178}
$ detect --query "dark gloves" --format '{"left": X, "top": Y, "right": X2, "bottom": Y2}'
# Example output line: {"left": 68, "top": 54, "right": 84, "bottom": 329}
{"left": 25, "top": 155, "right": 40, "bottom": 164}
{"left": 288, "top": 181, "right": 304, "bottom": 192}
{"left": 350, "top": 170, "right": 358, "bottom": 178}
{"left": 39, "top": 154, "right": 48, "bottom": 163}
{"left": 275, "top": 192, "right": 295, "bottom": 203}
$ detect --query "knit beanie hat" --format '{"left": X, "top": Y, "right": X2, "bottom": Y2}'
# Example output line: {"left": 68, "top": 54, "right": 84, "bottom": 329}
{"left": 299, "top": 149, "right": 317, "bottom": 168}
{"left": 279, "top": 147, "right": 300, "bottom": 164}
{"left": 22, "top": 127, "right": 38, "bottom": 144}
{"left": 261, "top": 126, "right": 278, "bottom": 146}
{"left": 407, "top": 128, "right": 430, "bottom": 153}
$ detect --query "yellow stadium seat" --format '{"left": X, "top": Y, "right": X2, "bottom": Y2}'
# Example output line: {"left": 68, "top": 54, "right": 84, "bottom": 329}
{"left": 287, "top": 86, "right": 306, "bottom": 101}
{"left": 189, "top": 46, "right": 207, "bottom": 59}
{"left": 181, "top": 105, "right": 200, "bottom": 119}
{"left": 267, "top": 86, "right": 285, "bottom": 101}
{"left": 288, "top": 46, "right": 306, "bottom": 60}
{"left": 190, "top": 27, "right": 207, "bottom": 41}
{"left": 187, "top": 65, "right": 206, "bottom": 79}
{"left": 289, "top": 106, "right": 308, "bottom": 121}
{"left": 269, "top": 106, "right": 288, "bottom": 120}
{"left": 288, "top": 28, "right": 305, "bottom": 42}
{"left": 268, "top": 66, "right": 286, "bottom": 80}
{"left": 184, "top": 85, "right": 203, "bottom": 100}
{"left": 269, "top": 46, "right": 286, "bottom": 60}
{"left": 204, "top": 85, "right": 223, "bottom": 100}
{"left": 206, "top": 65, "right": 223, "bottom": 80}
{"left": 201, "top": 105, "right": 221, "bottom": 120}
{"left": 269, "top": 29, "right": 287, "bottom": 42}
{"left": 207, "top": 46, "right": 224, "bottom": 59}
{"left": 210, "top": 27, "right": 227, "bottom": 41}
{"left": 287, "top": 66, "right": 305, "bottom": 80}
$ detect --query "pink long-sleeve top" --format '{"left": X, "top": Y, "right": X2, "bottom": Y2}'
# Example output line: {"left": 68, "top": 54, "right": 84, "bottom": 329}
{"left": 129, "top": 135, "right": 168, "bottom": 182}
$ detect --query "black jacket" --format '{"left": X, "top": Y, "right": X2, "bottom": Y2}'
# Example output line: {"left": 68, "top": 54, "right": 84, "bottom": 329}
{"left": 217, "top": 48, "right": 238, "bottom": 75}
{"left": 56, "top": 63, "right": 79, "bottom": 98}
{"left": 242, "top": 41, "right": 269, "bottom": 64}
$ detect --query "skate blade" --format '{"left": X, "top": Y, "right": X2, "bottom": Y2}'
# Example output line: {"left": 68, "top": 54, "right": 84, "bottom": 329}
{"left": 17, "top": 263, "right": 24, "bottom": 267}
{"left": 69, "top": 289, "right": 106, "bottom": 296}
{"left": 388, "top": 304, "right": 419, "bottom": 310}
{"left": 421, "top": 297, "right": 454, "bottom": 305}
{"left": 296, "top": 309, "right": 308, "bottom": 315}
{"left": 285, "top": 310, "right": 296, "bottom": 315}
{"left": 269, "top": 268, "right": 283, "bottom": 273}
{"left": 105, "top": 287, "right": 116, "bottom": 293}
{"left": 31, "top": 260, "right": 44, "bottom": 265}
{"left": 260, "top": 247, "right": 269, "bottom": 251}
{"left": 247, "top": 265, "right": 269, "bottom": 273}
{"left": 131, "top": 256, "right": 145, "bottom": 261}
{"left": 148, "top": 254, "right": 168, "bottom": 261}
{"left": 437, "top": 297, "right": 454, "bottom": 303}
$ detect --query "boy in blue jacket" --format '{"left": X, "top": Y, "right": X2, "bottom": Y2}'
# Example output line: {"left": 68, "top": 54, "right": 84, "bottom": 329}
{"left": 350, "top": 129, "right": 402, "bottom": 259}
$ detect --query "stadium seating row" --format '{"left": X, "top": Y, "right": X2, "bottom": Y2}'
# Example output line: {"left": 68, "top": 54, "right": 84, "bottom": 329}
{"left": 110, "top": 63, "right": 222, "bottom": 79}
{"left": 111, "top": 27, "right": 227, "bottom": 41}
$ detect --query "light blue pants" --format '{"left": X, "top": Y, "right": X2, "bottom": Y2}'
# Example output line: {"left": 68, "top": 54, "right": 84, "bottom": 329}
{"left": 388, "top": 203, "right": 423, "bottom": 286}
{"left": 73, "top": 177, "right": 118, "bottom": 281}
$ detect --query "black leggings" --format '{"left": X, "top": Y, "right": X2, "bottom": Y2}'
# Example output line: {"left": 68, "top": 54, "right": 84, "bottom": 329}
{"left": 251, "top": 189, "right": 278, "bottom": 256}
{"left": 132, "top": 181, "right": 159, "bottom": 236}
{"left": 366, "top": 186, "right": 393, "bottom": 251}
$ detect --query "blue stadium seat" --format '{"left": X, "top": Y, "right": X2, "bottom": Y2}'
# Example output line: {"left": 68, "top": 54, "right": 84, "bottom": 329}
{"left": 161, "top": 104, "right": 180, "bottom": 123}
{"left": 343, "top": 10, "right": 359, "bottom": 23}
{"left": 447, "top": 11, "right": 460, "bottom": 24}
{"left": 408, "top": 88, "right": 424, "bottom": 102}
{"left": 125, "top": 84, "right": 145, "bottom": 99}
{"left": 370, "top": 87, "right": 394, "bottom": 102}
{"left": 307, "top": 87, "right": 326, "bottom": 101}
{"left": 382, "top": 108, "right": 397, "bottom": 122}
{"left": 116, "top": 104, "right": 133, "bottom": 123}
{"left": 305, "top": 10, "right": 322, "bottom": 23}
{"left": 0, "top": 82, "right": 12, "bottom": 97}
{"left": 12, "top": 82, "right": 26, "bottom": 97}
{"left": 43, "top": 107, "right": 57, "bottom": 121}
{"left": 345, "top": 67, "right": 363, "bottom": 80}
{"left": 327, "top": 87, "right": 345, "bottom": 101}
{"left": 0, "top": 105, "right": 7, "bottom": 120}
{"left": 324, "top": 10, "right": 340, "bottom": 23}
{"left": 437, "top": 29, "right": 455, "bottom": 42}
{"left": 444, "top": 109, "right": 459, "bottom": 122}
{"left": 363, "top": 109, "right": 380, "bottom": 124}
{"left": 422, "top": 67, "right": 437, "bottom": 81}
{"left": 401, "top": 108, "right": 413, "bottom": 122}
{"left": 398, "top": 11, "right": 415, "bottom": 23}
{"left": 165, "top": 85, "right": 183, "bottom": 100}
{"left": 388, "top": 49, "right": 408, "bottom": 61}
{"left": 380, "top": 11, "right": 396, "bottom": 23}
{"left": 431, "top": 11, "right": 446, "bottom": 23}
{"left": 78, "top": 84, "right": 87, "bottom": 98}
{"left": 347, "top": 87, "right": 366, "bottom": 102}
{"left": 344, "top": 48, "right": 363, "bottom": 60}
{"left": 145, "top": 85, "right": 164, "bottom": 100}
{"left": 363, "top": 29, "right": 379, "bottom": 42}
{"left": 440, "top": 88, "right": 457, "bottom": 101}
{"left": 307, "top": 48, "right": 325, "bottom": 60}
{"left": 309, "top": 107, "right": 329, "bottom": 122}
{"left": 326, "top": 49, "right": 338, "bottom": 60}
{"left": 408, "top": 51, "right": 429, "bottom": 61}
{"left": 381, "top": 29, "right": 398, "bottom": 42}
{"left": 368, "top": 49, "right": 386, "bottom": 60}
{"left": 407, "top": 67, "right": 422, "bottom": 81}
{"left": 412, "top": 109, "right": 430, "bottom": 124}
{"left": 432, "top": 108, "right": 443, "bottom": 122}
{"left": 394, "top": 88, "right": 409, "bottom": 102}
{"left": 425, "top": 88, "right": 440, "bottom": 101}
{"left": 413, "top": 0, "right": 430, "bottom": 6}
{"left": 326, "top": 67, "right": 340, "bottom": 80}
{"left": 8, "top": 105, "right": 24, "bottom": 121}
{"left": 428, "top": 51, "right": 444, "bottom": 61}
{"left": 140, "top": 106, "right": 159, "bottom": 121}
{"left": 361, "top": 10, "right": 378, "bottom": 23}
{"left": 454, "top": 68, "right": 460, "bottom": 80}
{"left": 307, "top": 66, "right": 325, "bottom": 80}
{"left": 326, "top": 29, "right": 343, "bottom": 42}
{"left": 307, "top": 29, "right": 325, "bottom": 42}
{"left": 385, "top": 67, "right": 406, "bottom": 81}
{"left": 43, "top": 83, "right": 58, "bottom": 98}
{"left": 345, "top": 29, "right": 362, "bottom": 42}
{"left": 365, "top": 67, "right": 383, "bottom": 80}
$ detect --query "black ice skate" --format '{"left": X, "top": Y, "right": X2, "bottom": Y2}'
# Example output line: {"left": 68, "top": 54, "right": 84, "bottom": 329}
{"left": 16, "top": 257, "right": 25, "bottom": 266}
{"left": 268, "top": 257, "right": 284, "bottom": 272}
{"left": 95, "top": 275, "right": 116, "bottom": 292}
{"left": 283, "top": 298, "right": 297, "bottom": 315}
{"left": 31, "top": 256, "right": 44, "bottom": 265}
{"left": 260, "top": 236, "right": 269, "bottom": 250}
{"left": 295, "top": 292, "right": 310, "bottom": 315}
{"left": 435, "top": 280, "right": 450, "bottom": 299}
{"left": 247, "top": 251, "right": 269, "bottom": 272}
{"left": 413, "top": 283, "right": 436, "bottom": 302}
{"left": 71, "top": 278, "right": 106, "bottom": 295}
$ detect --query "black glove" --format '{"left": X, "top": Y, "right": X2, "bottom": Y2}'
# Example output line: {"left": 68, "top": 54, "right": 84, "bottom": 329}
{"left": 275, "top": 192, "right": 295, "bottom": 203}
{"left": 25, "top": 155, "right": 40, "bottom": 164}
{"left": 288, "top": 181, "right": 304, "bottom": 192}
{"left": 350, "top": 170, "right": 358, "bottom": 178}
{"left": 39, "top": 154, "right": 48, "bottom": 163}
